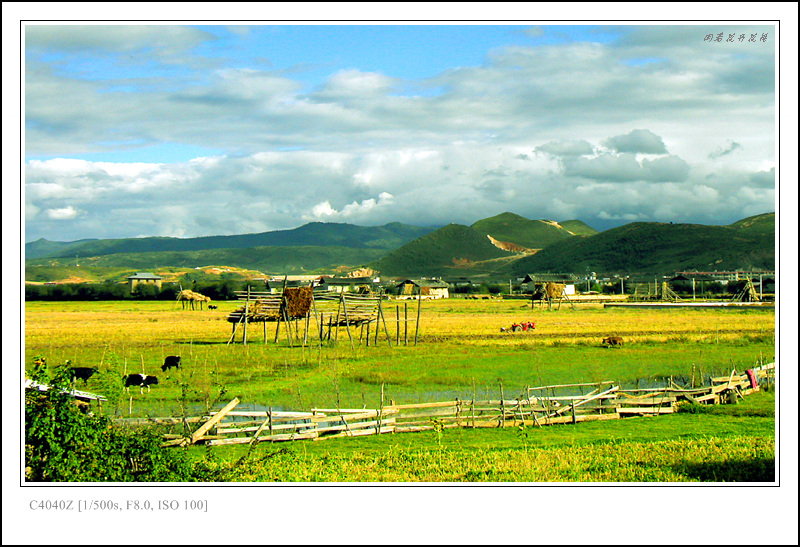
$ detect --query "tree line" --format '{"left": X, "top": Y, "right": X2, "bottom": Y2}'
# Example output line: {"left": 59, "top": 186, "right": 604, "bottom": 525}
{"left": 24, "top": 278, "right": 771, "bottom": 301}
{"left": 25, "top": 280, "right": 250, "bottom": 301}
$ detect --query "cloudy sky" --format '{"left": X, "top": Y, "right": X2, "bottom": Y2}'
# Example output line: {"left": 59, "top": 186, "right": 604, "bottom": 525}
{"left": 23, "top": 22, "right": 778, "bottom": 242}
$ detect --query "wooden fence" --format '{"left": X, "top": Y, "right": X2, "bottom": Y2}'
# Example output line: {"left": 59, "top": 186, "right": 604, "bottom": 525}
{"left": 149, "top": 363, "right": 775, "bottom": 447}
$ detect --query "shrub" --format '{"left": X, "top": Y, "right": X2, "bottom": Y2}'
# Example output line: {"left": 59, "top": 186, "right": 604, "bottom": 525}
{"left": 25, "top": 362, "right": 196, "bottom": 482}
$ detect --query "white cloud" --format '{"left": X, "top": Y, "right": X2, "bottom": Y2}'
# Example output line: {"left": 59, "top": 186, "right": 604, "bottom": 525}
{"left": 45, "top": 206, "right": 80, "bottom": 220}
{"left": 23, "top": 25, "right": 776, "bottom": 240}
{"left": 604, "top": 129, "right": 667, "bottom": 154}
{"left": 310, "top": 201, "right": 337, "bottom": 218}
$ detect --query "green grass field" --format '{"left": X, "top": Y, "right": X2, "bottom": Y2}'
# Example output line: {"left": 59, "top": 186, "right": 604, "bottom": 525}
{"left": 24, "top": 299, "right": 776, "bottom": 482}
{"left": 182, "top": 389, "right": 775, "bottom": 482}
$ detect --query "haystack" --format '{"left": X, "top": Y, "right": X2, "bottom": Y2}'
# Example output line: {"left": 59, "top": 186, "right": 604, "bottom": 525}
{"left": 545, "top": 282, "right": 565, "bottom": 299}
{"left": 282, "top": 287, "right": 313, "bottom": 319}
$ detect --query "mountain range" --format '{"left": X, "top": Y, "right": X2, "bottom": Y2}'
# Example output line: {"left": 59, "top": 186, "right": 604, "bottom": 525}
{"left": 25, "top": 212, "right": 775, "bottom": 283}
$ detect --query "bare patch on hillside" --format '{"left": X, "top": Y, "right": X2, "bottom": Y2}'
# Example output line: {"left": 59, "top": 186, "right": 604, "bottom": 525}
{"left": 486, "top": 235, "right": 539, "bottom": 254}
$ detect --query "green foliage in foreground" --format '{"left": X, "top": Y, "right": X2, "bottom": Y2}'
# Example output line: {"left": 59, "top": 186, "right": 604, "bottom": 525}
{"left": 196, "top": 436, "right": 774, "bottom": 482}
{"left": 25, "top": 361, "right": 775, "bottom": 483}
{"left": 25, "top": 362, "right": 196, "bottom": 482}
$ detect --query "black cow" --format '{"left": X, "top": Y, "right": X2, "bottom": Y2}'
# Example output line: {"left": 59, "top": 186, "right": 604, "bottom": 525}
{"left": 69, "top": 367, "right": 99, "bottom": 384}
{"left": 208, "top": 304, "right": 218, "bottom": 310}
{"left": 123, "top": 373, "right": 159, "bottom": 393}
{"left": 161, "top": 355, "right": 181, "bottom": 372}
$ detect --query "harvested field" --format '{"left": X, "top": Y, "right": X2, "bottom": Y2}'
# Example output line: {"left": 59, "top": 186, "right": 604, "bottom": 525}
{"left": 24, "top": 299, "right": 775, "bottom": 412}
{"left": 22, "top": 298, "right": 777, "bottom": 486}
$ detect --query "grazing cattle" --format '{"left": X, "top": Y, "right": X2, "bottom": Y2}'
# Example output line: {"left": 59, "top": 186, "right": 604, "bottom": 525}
{"left": 208, "top": 304, "right": 218, "bottom": 310}
{"left": 500, "top": 327, "right": 508, "bottom": 333}
{"left": 69, "top": 367, "right": 99, "bottom": 384}
{"left": 123, "top": 374, "right": 159, "bottom": 393}
{"left": 602, "top": 336, "right": 624, "bottom": 347}
{"left": 161, "top": 355, "right": 181, "bottom": 372}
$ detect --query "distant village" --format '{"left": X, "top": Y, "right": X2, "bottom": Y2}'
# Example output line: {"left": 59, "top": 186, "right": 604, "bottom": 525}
{"left": 124, "top": 269, "right": 776, "bottom": 301}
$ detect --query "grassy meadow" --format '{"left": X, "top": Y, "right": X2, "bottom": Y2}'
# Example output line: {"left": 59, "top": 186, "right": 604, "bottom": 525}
{"left": 24, "top": 298, "right": 776, "bottom": 481}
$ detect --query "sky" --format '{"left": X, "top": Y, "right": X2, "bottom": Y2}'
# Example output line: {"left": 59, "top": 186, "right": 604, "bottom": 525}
{"left": 22, "top": 22, "right": 779, "bottom": 242}
{"left": 5, "top": 7, "right": 800, "bottom": 545}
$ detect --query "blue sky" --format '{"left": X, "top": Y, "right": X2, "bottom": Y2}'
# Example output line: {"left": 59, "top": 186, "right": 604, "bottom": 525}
{"left": 26, "top": 24, "right": 623, "bottom": 164}
{"left": 23, "top": 22, "right": 778, "bottom": 241}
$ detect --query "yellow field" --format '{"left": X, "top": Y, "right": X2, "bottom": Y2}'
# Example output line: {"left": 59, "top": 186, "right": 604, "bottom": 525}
{"left": 418, "top": 299, "right": 775, "bottom": 345}
{"left": 25, "top": 298, "right": 775, "bottom": 350}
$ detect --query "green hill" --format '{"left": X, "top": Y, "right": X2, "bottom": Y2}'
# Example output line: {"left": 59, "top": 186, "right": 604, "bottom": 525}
{"left": 26, "top": 222, "right": 435, "bottom": 259}
{"left": 26, "top": 245, "right": 387, "bottom": 281}
{"left": 25, "top": 213, "right": 774, "bottom": 282}
{"left": 558, "top": 220, "right": 599, "bottom": 237}
{"left": 470, "top": 212, "right": 579, "bottom": 249}
{"left": 502, "top": 217, "right": 775, "bottom": 276}
{"left": 25, "top": 237, "right": 100, "bottom": 259}
{"left": 729, "top": 212, "right": 775, "bottom": 236}
{"left": 370, "top": 224, "right": 512, "bottom": 277}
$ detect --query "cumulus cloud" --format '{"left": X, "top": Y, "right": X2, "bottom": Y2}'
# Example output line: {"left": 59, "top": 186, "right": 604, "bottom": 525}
{"left": 305, "top": 192, "right": 395, "bottom": 222}
{"left": 23, "top": 25, "right": 776, "bottom": 240}
{"left": 535, "top": 140, "right": 594, "bottom": 157}
{"left": 25, "top": 25, "right": 775, "bottom": 158}
{"left": 563, "top": 152, "right": 689, "bottom": 183}
{"left": 26, "top": 25, "right": 213, "bottom": 52}
{"left": 24, "top": 138, "right": 771, "bottom": 241}
{"left": 604, "top": 129, "right": 667, "bottom": 154}
{"left": 709, "top": 141, "right": 742, "bottom": 159}
{"left": 749, "top": 167, "right": 775, "bottom": 187}
{"left": 45, "top": 206, "right": 81, "bottom": 220}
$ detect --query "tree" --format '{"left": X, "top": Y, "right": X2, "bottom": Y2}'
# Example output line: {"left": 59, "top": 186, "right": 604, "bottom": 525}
{"left": 25, "top": 360, "right": 195, "bottom": 482}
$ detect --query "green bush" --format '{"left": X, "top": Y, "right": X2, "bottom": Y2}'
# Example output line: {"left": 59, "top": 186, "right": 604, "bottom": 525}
{"left": 25, "top": 363, "right": 196, "bottom": 482}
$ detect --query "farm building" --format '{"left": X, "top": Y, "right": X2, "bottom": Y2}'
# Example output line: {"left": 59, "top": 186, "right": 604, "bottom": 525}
{"left": 444, "top": 277, "right": 476, "bottom": 290}
{"left": 260, "top": 278, "right": 320, "bottom": 293}
{"left": 252, "top": 276, "right": 325, "bottom": 293}
{"left": 316, "top": 276, "right": 378, "bottom": 294}
{"left": 25, "top": 379, "right": 106, "bottom": 413}
{"left": 396, "top": 279, "right": 450, "bottom": 299}
{"left": 126, "top": 272, "right": 162, "bottom": 293}
{"left": 520, "top": 273, "right": 577, "bottom": 295}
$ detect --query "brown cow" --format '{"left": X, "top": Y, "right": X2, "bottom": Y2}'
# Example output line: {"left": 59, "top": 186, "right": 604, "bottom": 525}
{"left": 602, "top": 336, "right": 624, "bottom": 347}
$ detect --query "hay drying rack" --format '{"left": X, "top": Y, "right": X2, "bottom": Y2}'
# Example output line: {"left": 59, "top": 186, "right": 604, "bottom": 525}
{"left": 225, "top": 283, "right": 422, "bottom": 347}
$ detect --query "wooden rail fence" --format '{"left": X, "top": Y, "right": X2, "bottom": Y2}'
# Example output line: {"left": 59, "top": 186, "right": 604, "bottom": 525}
{"left": 146, "top": 363, "right": 774, "bottom": 447}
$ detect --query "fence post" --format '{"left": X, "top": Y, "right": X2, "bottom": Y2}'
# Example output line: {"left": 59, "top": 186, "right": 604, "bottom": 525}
{"left": 243, "top": 286, "right": 250, "bottom": 345}
{"left": 414, "top": 289, "right": 422, "bottom": 345}
{"left": 404, "top": 302, "right": 409, "bottom": 345}
{"left": 499, "top": 382, "right": 505, "bottom": 428}
{"left": 378, "top": 383, "right": 385, "bottom": 435}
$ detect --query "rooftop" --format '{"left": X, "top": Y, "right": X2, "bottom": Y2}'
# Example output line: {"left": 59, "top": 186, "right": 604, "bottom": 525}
{"left": 126, "top": 272, "right": 163, "bottom": 280}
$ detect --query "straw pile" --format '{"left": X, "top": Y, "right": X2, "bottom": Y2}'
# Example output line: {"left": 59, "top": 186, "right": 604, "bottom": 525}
{"left": 282, "top": 287, "right": 313, "bottom": 319}
{"left": 545, "top": 282, "right": 565, "bottom": 299}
